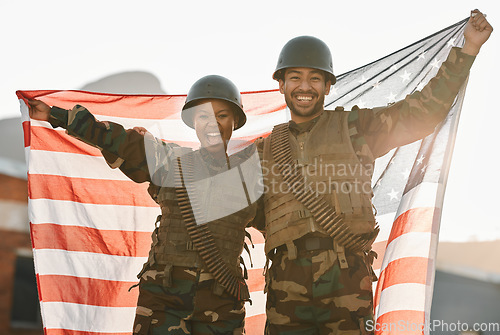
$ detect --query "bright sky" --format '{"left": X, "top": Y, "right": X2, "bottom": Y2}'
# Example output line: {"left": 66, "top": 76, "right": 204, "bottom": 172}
{"left": 1, "top": 0, "right": 499, "bottom": 241}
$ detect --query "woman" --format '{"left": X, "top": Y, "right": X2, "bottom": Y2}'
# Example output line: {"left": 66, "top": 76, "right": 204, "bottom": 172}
{"left": 28, "top": 75, "right": 261, "bottom": 335}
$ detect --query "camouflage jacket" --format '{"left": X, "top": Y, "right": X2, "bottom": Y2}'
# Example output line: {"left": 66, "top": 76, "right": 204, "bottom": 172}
{"left": 252, "top": 47, "right": 475, "bottom": 234}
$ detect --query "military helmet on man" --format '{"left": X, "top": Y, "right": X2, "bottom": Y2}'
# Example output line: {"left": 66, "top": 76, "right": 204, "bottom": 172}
{"left": 181, "top": 75, "right": 246, "bottom": 130}
{"left": 273, "top": 35, "right": 336, "bottom": 85}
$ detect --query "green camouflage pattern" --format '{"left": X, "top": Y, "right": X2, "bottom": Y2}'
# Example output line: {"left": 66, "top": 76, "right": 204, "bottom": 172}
{"left": 265, "top": 249, "right": 374, "bottom": 335}
{"left": 252, "top": 47, "right": 476, "bottom": 334}
{"left": 133, "top": 265, "right": 245, "bottom": 335}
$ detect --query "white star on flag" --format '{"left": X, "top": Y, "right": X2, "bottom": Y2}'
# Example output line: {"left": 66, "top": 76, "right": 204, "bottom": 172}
{"left": 386, "top": 92, "right": 397, "bottom": 103}
{"left": 400, "top": 70, "right": 411, "bottom": 83}
{"left": 431, "top": 58, "right": 441, "bottom": 69}
{"left": 418, "top": 51, "right": 427, "bottom": 60}
{"left": 388, "top": 188, "right": 400, "bottom": 201}
{"left": 420, "top": 164, "right": 428, "bottom": 174}
{"left": 447, "top": 37, "right": 456, "bottom": 47}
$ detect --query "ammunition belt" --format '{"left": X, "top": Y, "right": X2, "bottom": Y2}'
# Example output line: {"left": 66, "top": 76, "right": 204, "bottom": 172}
{"left": 174, "top": 154, "right": 250, "bottom": 301}
{"left": 270, "top": 123, "right": 379, "bottom": 252}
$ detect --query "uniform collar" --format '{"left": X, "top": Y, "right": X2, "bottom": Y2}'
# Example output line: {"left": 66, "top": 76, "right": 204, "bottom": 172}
{"left": 288, "top": 112, "right": 323, "bottom": 136}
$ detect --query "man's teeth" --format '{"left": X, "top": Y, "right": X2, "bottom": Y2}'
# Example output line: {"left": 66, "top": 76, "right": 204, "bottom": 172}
{"left": 296, "top": 96, "right": 312, "bottom": 101}
{"left": 207, "top": 132, "right": 220, "bottom": 137}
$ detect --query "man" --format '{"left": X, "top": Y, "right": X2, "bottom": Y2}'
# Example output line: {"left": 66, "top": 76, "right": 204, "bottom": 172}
{"left": 257, "top": 10, "right": 492, "bottom": 334}
{"left": 28, "top": 75, "right": 262, "bottom": 335}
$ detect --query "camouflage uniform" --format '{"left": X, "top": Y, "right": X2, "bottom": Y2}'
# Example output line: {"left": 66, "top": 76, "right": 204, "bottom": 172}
{"left": 133, "top": 266, "right": 245, "bottom": 334}
{"left": 48, "top": 107, "right": 259, "bottom": 335}
{"left": 255, "top": 47, "right": 475, "bottom": 334}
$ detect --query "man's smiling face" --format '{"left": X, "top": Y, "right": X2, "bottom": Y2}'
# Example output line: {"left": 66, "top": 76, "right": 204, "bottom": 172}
{"left": 279, "top": 67, "right": 331, "bottom": 123}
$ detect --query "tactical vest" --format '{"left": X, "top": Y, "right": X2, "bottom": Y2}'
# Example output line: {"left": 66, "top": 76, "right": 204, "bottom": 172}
{"left": 144, "top": 148, "right": 258, "bottom": 279}
{"left": 262, "top": 109, "right": 376, "bottom": 254}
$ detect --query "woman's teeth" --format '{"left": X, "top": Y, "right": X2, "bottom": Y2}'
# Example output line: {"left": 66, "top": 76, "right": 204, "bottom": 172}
{"left": 206, "top": 132, "right": 222, "bottom": 144}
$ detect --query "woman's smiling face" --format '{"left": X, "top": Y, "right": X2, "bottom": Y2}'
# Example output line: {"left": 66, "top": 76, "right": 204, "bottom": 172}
{"left": 192, "top": 99, "right": 238, "bottom": 154}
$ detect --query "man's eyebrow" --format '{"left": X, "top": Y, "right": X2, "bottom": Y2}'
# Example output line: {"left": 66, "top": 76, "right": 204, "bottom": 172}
{"left": 287, "top": 69, "right": 323, "bottom": 76}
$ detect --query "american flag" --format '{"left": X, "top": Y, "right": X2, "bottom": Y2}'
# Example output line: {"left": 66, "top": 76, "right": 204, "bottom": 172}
{"left": 326, "top": 18, "right": 469, "bottom": 334}
{"left": 17, "top": 17, "right": 468, "bottom": 335}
